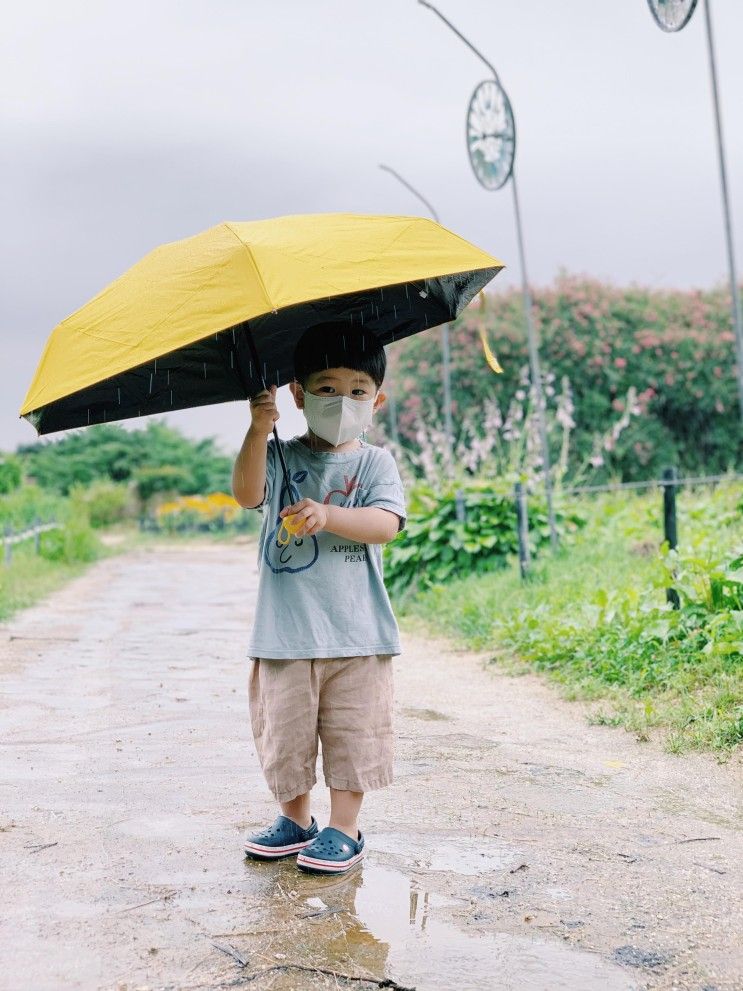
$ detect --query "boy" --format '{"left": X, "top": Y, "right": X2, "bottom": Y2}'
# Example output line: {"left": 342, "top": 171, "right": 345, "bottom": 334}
{"left": 232, "top": 323, "right": 406, "bottom": 875}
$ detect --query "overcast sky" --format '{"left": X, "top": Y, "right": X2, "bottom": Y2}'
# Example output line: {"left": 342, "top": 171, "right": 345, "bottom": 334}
{"left": 2, "top": 0, "right": 742, "bottom": 455}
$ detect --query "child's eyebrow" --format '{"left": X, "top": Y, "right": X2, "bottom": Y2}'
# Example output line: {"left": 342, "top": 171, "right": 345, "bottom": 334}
{"left": 313, "top": 372, "right": 374, "bottom": 386}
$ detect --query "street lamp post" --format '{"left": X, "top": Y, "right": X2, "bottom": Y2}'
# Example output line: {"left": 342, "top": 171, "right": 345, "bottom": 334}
{"left": 646, "top": 0, "right": 743, "bottom": 423}
{"left": 418, "top": 0, "right": 559, "bottom": 548}
{"left": 701, "top": 0, "right": 743, "bottom": 425}
{"left": 379, "top": 163, "right": 455, "bottom": 471}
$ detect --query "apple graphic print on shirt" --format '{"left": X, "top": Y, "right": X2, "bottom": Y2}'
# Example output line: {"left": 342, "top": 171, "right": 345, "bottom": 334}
{"left": 264, "top": 470, "right": 367, "bottom": 575}
{"left": 322, "top": 475, "right": 360, "bottom": 507}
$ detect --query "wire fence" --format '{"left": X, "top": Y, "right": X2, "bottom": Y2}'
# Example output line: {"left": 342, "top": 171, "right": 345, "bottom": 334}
{"left": 510, "top": 467, "right": 742, "bottom": 598}
{"left": 2, "top": 519, "right": 59, "bottom": 566}
{"left": 559, "top": 472, "right": 743, "bottom": 497}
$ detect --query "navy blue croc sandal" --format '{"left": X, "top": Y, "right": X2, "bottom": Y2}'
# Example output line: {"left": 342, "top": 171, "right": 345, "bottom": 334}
{"left": 296, "top": 826, "right": 365, "bottom": 875}
{"left": 244, "top": 814, "right": 319, "bottom": 860}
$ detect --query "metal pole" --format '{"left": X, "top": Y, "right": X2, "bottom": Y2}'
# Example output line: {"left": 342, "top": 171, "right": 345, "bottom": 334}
{"left": 418, "top": 0, "right": 501, "bottom": 83}
{"left": 662, "top": 466, "right": 680, "bottom": 608}
{"left": 514, "top": 481, "right": 530, "bottom": 580}
{"left": 241, "top": 322, "right": 292, "bottom": 498}
{"left": 703, "top": 0, "right": 743, "bottom": 424}
{"left": 417, "top": 0, "right": 558, "bottom": 546}
{"left": 440, "top": 323, "right": 454, "bottom": 473}
{"left": 511, "top": 174, "right": 558, "bottom": 548}
{"left": 379, "top": 163, "right": 455, "bottom": 470}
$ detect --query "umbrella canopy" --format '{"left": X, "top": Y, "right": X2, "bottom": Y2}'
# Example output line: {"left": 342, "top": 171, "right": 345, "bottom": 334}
{"left": 20, "top": 213, "right": 504, "bottom": 435}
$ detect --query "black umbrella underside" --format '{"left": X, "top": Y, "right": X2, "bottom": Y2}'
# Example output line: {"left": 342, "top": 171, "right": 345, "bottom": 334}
{"left": 23, "top": 268, "right": 500, "bottom": 435}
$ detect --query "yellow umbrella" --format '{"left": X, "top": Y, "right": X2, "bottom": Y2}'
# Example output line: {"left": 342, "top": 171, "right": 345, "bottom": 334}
{"left": 20, "top": 213, "right": 504, "bottom": 437}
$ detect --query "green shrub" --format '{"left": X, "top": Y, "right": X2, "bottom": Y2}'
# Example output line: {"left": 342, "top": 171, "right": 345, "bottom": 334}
{"left": 69, "top": 480, "right": 132, "bottom": 527}
{"left": 0, "top": 454, "right": 22, "bottom": 494}
{"left": 501, "top": 548, "right": 743, "bottom": 693}
{"left": 391, "top": 276, "right": 743, "bottom": 481}
{"left": 0, "top": 485, "right": 64, "bottom": 529}
{"left": 384, "top": 480, "right": 585, "bottom": 597}
{"left": 40, "top": 515, "right": 100, "bottom": 564}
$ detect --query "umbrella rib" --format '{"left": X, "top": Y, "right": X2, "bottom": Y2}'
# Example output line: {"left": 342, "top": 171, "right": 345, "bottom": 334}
{"left": 222, "top": 223, "right": 276, "bottom": 314}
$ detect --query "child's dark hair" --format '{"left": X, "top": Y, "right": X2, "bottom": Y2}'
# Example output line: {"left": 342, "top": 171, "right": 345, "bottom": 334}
{"left": 293, "top": 323, "right": 386, "bottom": 388}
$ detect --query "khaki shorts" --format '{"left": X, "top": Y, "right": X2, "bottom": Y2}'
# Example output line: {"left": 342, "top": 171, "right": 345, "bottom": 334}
{"left": 248, "top": 654, "right": 394, "bottom": 803}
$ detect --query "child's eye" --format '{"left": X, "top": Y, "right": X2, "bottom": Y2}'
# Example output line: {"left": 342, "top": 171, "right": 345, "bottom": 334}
{"left": 352, "top": 389, "right": 367, "bottom": 397}
{"left": 318, "top": 386, "right": 336, "bottom": 394}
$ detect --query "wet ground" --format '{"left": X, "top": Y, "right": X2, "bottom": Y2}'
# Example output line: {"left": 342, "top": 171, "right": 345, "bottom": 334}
{"left": 1, "top": 543, "right": 741, "bottom": 991}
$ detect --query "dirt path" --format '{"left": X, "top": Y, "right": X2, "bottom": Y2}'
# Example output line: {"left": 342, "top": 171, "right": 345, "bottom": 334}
{"left": 1, "top": 544, "right": 741, "bottom": 991}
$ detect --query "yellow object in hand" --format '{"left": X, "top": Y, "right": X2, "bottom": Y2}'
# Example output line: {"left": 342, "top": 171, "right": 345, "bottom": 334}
{"left": 277, "top": 513, "right": 304, "bottom": 546}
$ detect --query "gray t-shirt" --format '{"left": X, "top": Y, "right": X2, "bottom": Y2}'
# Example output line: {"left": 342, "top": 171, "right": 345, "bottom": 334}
{"left": 247, "top": 436, "right": 406, "bottom": 660}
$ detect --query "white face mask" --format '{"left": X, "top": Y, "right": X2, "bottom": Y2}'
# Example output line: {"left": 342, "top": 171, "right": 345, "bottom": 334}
{"left": 302, "top": 391, "right": 376, "bottom": 446}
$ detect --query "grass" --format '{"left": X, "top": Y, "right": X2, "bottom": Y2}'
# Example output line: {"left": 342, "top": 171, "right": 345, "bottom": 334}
{"left": 0, "top": 540, "right": 97, "bottom": 622}
{"left": 395, "top": 483, "right": 743, "bottom": 756}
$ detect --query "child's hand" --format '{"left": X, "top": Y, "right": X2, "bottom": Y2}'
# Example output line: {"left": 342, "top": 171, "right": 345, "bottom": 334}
{"left": 279, "top": 499, "right": 329, "bottom": 537}
{"left": 249, "top": 386, "right": 279, "bottom": 436}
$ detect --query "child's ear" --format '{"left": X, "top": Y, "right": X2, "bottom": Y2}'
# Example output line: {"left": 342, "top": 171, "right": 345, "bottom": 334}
{"left": 289, "top": 380, "right": 305, "bottom": 410}
{"left": 373, "top": 389, "right": 387, "bottom": 412}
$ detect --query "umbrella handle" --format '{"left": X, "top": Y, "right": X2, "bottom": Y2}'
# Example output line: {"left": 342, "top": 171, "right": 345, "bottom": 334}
{"left": 271, "top": 423, "right": 292, "bottom": 501}
{"left": 242, "top": 323, "right": 293, "bottom": 500}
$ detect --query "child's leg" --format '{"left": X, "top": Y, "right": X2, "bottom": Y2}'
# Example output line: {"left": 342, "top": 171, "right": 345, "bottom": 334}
{"left": 329, "top": 787, "right": 364, "bottom": 840}
{"left": 281, "top": 792, "right": 312, "bottom": 830}
{"left": 248, "top": 658, "right": 321, "bottom": 819}
{"left": 318, "top": 654, "right": 394, "bottom": 840}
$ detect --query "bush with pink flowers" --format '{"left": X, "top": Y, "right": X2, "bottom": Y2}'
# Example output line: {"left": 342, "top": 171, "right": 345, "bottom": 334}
{"left": 388, "top": 275, "right": 742, "bottom": 481}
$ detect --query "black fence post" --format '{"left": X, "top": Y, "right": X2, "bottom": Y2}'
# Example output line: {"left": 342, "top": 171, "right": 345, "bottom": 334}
{"left": 515, "top": 482, "right": 530, "bottom": 580}
{"left": 662, "top": 467, "right": 680, "bottom": 609}
{"left": 454, "top": 489, "right": 466, "bottom": 524}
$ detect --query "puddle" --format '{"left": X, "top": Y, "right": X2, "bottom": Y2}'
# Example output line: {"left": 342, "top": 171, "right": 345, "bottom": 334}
{"left": 372, "top": 831, "right": 517, "bottom": 874}
{"left": 401, "top": 707, "right": 452, "bottom": 722}
{"left": 292, "top": 861, "right": 635, "bottom": 991}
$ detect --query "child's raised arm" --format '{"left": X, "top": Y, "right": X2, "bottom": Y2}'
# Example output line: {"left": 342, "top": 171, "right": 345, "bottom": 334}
{"left": 232, "top": 386, "right": 279, "bottom": 509}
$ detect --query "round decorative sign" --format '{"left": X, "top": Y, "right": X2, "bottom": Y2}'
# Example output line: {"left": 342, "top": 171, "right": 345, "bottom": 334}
{"left": 466, "top": 79, "right": 515, "bottom": 191}
{"left": 646, "top": 0, "right": 698, "bottom": 32}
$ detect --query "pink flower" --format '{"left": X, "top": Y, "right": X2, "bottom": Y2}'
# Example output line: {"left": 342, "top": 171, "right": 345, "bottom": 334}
{"left": 614, "top": 357, "right": 627, "bottom": 369}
